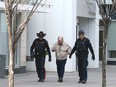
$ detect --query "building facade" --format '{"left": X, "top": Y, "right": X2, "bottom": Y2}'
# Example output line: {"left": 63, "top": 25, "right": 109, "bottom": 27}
{"left": 0, "top": 12, "right": 27, "bottom": 73}
{"left": 26, "top": 0, "right": 99, "bottom": 72}
{"left": 2, "top": 0, "right": 115, "bottom": 73}
{"left": 26, "top": 0, "right": 77, "bottom": 71}
{"left": 0, "top": 0, "right": 52, "bottom": 73}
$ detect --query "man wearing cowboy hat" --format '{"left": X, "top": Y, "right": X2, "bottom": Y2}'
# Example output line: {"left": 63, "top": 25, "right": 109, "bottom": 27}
{"left": 30, "top": 31, "right": 51, "bottom": 82}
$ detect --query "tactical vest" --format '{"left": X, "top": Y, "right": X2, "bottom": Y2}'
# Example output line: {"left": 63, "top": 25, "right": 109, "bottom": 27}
{"left": 35, "top": 39, "right": 46, "bottom": 54}
{"left": 76, "top": 38, "right": 87, "bottom": 52}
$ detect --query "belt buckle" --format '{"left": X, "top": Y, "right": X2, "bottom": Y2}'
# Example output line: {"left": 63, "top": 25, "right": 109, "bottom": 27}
{"left": 37, "top": 53, "right": 39, "bottom": 54}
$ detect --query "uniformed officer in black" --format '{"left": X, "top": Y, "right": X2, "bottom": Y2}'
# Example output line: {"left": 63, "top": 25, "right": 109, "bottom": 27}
{"left": 30, "top": 31, "right": 51, "bottom": 82}
{"left": 69, "top": 30, "right": 95, "bottom": 84}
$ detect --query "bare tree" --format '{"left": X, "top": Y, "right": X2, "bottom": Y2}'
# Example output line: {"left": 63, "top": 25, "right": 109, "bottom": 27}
{"left": 95, "top": 0, "right": 116, "bottom": 87}
{"left": 2, "top": 0, "right": 51, "bottom": 87}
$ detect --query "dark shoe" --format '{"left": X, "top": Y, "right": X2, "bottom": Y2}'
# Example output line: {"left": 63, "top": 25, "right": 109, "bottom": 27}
{"left": 58, "top": 79, "right": 60, "bottom": 82}
{"left": 38, "top": 79, "right": 44, "bottom": 82}
{"left": 78, "top": 80, "right": 82, "bottom": 83}
{"left": 58, "top": 78, "right": 63, "bottom": 82}
{"left": 60, "top": 79, "right": 63, "bottom": 82}
{"left": 38, "top": 79, "right": 41, "bottom": 82}
{"left": 82, "top": 80, "right": 86, "bottom": 84}
{"left": 40, "top": 79, "right": 44, "bottom": 82}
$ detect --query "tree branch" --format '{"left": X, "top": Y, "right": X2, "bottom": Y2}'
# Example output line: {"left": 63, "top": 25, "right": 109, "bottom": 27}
{"left": 96, "top": 0, "right": 106, "bottom": 24}
{"left": 12, "top": 0, "right": 20, "bottom": 13}
{"left": 13, "top": 0, "right": 44, "bottom": 49}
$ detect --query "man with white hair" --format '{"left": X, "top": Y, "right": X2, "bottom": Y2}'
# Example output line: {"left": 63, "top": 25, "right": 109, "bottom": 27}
{"left": 52, "top": 36, "right": 71, "bottom": 82}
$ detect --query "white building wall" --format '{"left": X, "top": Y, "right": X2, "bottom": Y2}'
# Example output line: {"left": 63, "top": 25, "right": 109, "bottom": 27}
{"left": 77, "top": 0, "right": 96, "bottom": 18}
{"left": 78, "top": 18, "right": 99, "bottom": 68}
{"left": 20, "top": 29, "right": 27, "bottom": 66}
{"left": 76, "top": 1, "right": 99, "bottom": 68}
{"left": 26, "top": 0, "right": 77, "bottom": 72}
{"left": 26, "top": 0, "right": 99, "bottom": 71}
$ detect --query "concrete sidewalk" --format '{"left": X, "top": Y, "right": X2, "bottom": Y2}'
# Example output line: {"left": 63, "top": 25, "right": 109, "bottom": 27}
{"left": 0, "top": 65, "right": 116, "bottom": 87}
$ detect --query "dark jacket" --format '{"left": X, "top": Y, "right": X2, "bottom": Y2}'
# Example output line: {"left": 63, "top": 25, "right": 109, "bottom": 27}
{"left": 70, "top": 37, "right": 95, "bottom": 58}
{"left": 30, "top": 38, "right": 51, "bottom": 58}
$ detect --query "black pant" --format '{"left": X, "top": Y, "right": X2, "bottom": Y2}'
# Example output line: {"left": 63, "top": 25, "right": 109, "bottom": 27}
{"left": 56, "top": 59, "right": 67, "bottom": 79}
{"left": 35, "top": 55, "right": 45, "bottom": 80}
{"left": 78, "top": 55, "right": 88, "bottom": 81}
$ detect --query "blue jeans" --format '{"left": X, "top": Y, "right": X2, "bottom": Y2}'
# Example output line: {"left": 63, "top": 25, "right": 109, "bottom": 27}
{"left": 56, "top": 59, "right": 67, "bottom": 79}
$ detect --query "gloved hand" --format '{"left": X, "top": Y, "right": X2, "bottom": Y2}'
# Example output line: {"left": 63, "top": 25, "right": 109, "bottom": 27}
{"left": 30, "top": 54, "right": 34, "bottom": 59}
{"left": 92, "top": 55, "right": 95, "bottom": 61}
{"left": 30, "top": 51, "right": 35, "bottom": 59}
{"left": 48, "top": 58, "right": 52, "bottom": 62}
{"left": 69, "top": 55, "right": 72, "bottom": 59}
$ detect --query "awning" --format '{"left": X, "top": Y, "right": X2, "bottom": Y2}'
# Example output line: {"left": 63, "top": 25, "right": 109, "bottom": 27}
{"left": 0, "top": 1, "right": 52, "bottom": 13}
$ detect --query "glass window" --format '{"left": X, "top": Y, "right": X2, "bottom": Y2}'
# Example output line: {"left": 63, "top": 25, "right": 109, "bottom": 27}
{"left": 108, "top": 21, "right": 116, "bottom": 58}
{"left": 108, "top": 22, "right": 116, "bottom": 50}
{"left": 0, "top": 12, "right": 9, "bottom": 66}
{"left": 0, "top": 12, "right": 20, "bottom": 67}
{"left": 109, "top": 51, "right": 116, "bottom": 58}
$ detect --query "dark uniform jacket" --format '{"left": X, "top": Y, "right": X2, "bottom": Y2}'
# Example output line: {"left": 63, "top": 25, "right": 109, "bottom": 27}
{"left": 30, "top": 38, "right": 51, "bottom": 59}
{"left": 70, "top": 37, "right": 95, "bottom": 58}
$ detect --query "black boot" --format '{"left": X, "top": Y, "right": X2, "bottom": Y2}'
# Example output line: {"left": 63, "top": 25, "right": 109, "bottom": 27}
{"left": 58, "top": 78, "right": 63, "bottom": 82}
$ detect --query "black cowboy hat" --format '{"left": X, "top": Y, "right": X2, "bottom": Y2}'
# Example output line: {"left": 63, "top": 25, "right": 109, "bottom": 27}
{"left": 37, "top": 31, "right": 46, "bottom": 38}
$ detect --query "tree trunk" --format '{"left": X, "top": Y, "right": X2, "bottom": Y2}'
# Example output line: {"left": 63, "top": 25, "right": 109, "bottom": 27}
{"left": 4, "top": 0, "right": 45, "bottom": 87}
{"left": 8, "top": 31, "right": 14, "bottom": 87}
{"left": 5, "top": 3, "right": 14, "bottom": 87}
{"left": 102, "top": 33, "right": 106, "bottom": 87}
{"left": 102, "top": 24, "right": 108, "bottom": 87}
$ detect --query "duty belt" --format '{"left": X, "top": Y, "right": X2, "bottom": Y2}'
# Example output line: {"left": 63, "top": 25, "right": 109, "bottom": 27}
{"left": 36, "top": 52, "right": 45, "bottom": 55}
